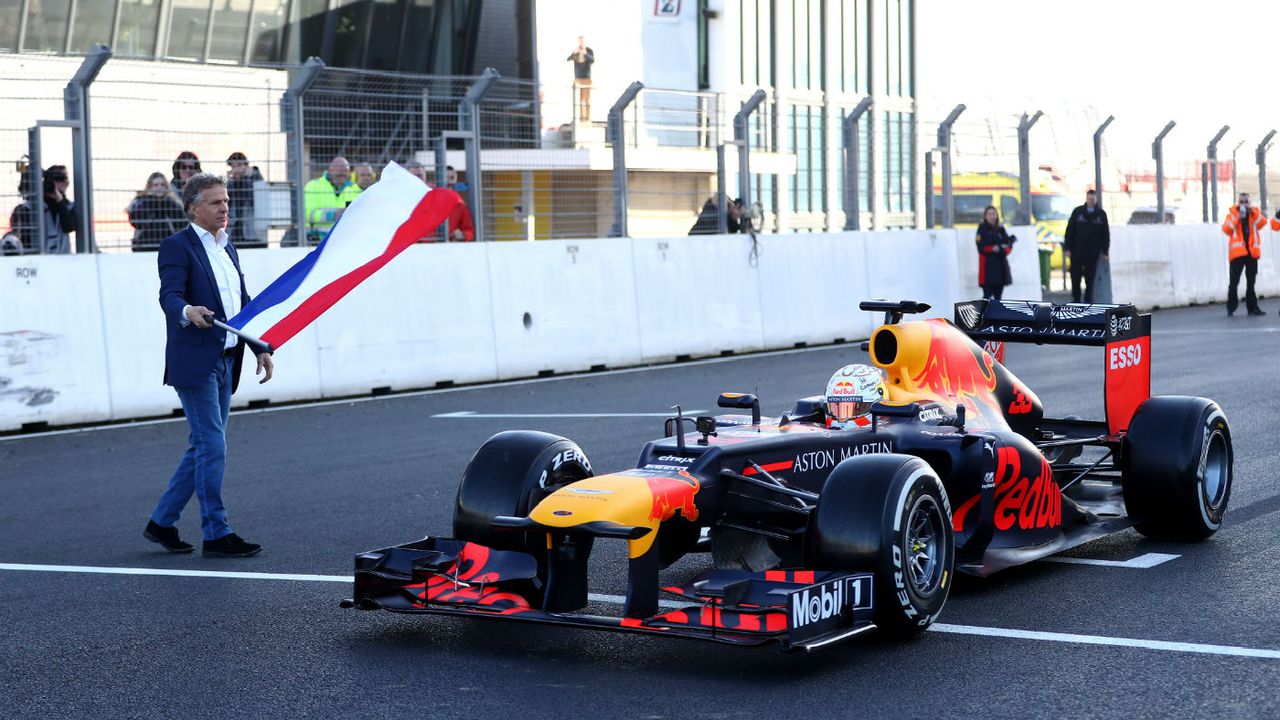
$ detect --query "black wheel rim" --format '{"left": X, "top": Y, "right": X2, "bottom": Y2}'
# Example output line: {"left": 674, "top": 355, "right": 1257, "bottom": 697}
{"left": 1200, "top": 430, "right": 1229, "bottom": 510}
{"left": 905, "top": 495, "right": 946, "bottom": 598}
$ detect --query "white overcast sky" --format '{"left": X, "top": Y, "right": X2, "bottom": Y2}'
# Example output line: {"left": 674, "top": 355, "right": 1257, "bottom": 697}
{"left": 917, "top": 0, "right": 1280, "bottom": 158}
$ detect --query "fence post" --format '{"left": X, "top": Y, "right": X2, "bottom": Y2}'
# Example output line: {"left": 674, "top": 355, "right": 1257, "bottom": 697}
{"left": 1201, "top": 163, "right": 1209, "bottom": 223}
{"left": 923, "top": 150, "right": 934, "bottom": 229}
{"left": 842, "top": 96, "right": 874, "bottom": 231}
{"left": 1207, "top": 125, "right": 1229, "bottom": 223}
{"left": 1152, "top": 121, "right": 1176, "bottom": 224}
{"left": 458, "top": 68, "right": 500, "bottom": 241}
{"left": 607, "top": 81, "right": 643, "bottom": 238}
{"left": 1016, "top": 110, "right": 1043, "bottom": 226}
{"left": 717, "top": 143, "right": 729, "bottom": 234}
{"left": 27, "top": 128, "right": 45, "bottom": 254}
{"left": 1092, "top": 115, "right": 1114, "bottom": 208}
{"left": 1257, "top": 130, "right": 1276, "bottom": 215}
{"left": 937, "top": 104, "right": 966, "bottom": 228}
{"left": 281, "top": 57, "right": 324, "bottom": 246}
{"left": 733, "top": 89, "right": 767, "bottom": 206}
{"left": 435, "top": 138, "right": 450, "bottom": 241}
{"left": 63, "top": 44, "right": 111, "bottom": 253}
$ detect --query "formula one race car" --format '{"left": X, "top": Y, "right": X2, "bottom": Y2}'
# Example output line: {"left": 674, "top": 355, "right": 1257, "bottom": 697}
{"left": 343, "top": 299, "right": 1233, "bottom": 651}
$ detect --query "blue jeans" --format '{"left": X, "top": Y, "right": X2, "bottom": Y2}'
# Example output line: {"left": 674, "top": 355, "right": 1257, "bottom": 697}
{"left": 151, "top": 355, "right": 234, "bottom": 542}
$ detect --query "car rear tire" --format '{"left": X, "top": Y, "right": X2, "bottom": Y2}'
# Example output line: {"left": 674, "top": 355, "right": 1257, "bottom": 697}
{"left": 808, "top": 454, "right": 954, "bottom": 638}
{"left": 452, "top": 431, "right": 593, "bottom": 551}
{"left": 1122, "top": 396, "right": 1231, "bottom": 540}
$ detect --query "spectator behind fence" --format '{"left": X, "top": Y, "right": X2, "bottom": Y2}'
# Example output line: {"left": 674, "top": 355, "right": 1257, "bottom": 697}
{"left": 226, "top": 152, "right": 266, "bottom": 248}
{"left": 127, "top": 172, "right": 186, "bottom": 252}
{"left": 1063, "top": 189, "right": 1110, "bottom": 304}
{"left": 443, "top": 165, "right": 474, "bottom": 241}
{"left": 303, "top": 156, "right": 361, "bottom": 244}
{"left": 975, "top": 205, "right": 1016, "bottom": 300}
{"left": 567, "top": 35, "right": 595, "bottom": 122}
{"left": 405, "top": 161, "right": 427, "bottom": 183}
{"left": 171, "top": 151, "right": 202, "bottom": 195}
{"left": 354, "top": 162, "right": 377, "bottom": 190}
{"left": 688, "top": 196, "right": 743, "bottom": 235}
{"left": 147, "top": 172, "right": 273, "bottom": 559}
{"left": 9, "top": 164, "right": 77, "bottom": 254}
{"left": 1221, "top": 193, "right": 1275, "bottom": 317}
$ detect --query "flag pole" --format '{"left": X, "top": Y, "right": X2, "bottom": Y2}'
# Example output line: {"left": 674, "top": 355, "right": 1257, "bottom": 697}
{"left": 211, "top": 319, "right": 273, "bottom": 354}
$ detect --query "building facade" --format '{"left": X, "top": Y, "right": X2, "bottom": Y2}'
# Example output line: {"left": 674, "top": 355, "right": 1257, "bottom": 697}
{"left": 1, "top": 0, "right": 918, "bottom": 241}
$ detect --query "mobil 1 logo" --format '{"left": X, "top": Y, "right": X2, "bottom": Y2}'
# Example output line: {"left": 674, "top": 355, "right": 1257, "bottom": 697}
{"left": 787, "top": 575, "right": 873, "bottom": 643}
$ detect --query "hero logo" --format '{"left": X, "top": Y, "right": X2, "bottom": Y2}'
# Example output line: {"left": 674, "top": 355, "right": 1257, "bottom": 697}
{"left": 1108, "top": 342, "right": 1143, "bottom": 370}
{"left": 538, "top": 449, "right": 592, "bottom": 487}
{"left": 790, "top": 578, "right": 862, "bottom": 628}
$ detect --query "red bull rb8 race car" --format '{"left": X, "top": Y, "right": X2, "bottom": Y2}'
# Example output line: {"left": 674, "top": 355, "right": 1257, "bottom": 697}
{"left": 342, "top": 299, "right": 1233, "bottom": 652}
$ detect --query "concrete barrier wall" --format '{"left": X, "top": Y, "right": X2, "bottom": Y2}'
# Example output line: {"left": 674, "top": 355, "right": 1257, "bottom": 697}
{"left": 3, "top": 222, "right": 1261, "bottom": 431}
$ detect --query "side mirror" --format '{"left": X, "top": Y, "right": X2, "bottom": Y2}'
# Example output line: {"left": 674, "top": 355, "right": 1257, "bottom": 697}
{"left": 717, "top": 392, "right": 761, "bottom": 425}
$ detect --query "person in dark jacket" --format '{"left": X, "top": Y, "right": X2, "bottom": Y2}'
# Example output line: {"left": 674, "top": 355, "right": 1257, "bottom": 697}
{"left": 225, "top": 152, "right": 266, "bottom": 248}
{"left": 688, "top": 196, "right": 743, "bottom": 235}
{"left": 975, "top": 205, "right": 1015, "bottom": 300}
{"left": 9, "top": 164, "right": 77, "bottom": 254}
{"left": 170, "top": 151, "right": 202, "bottom": 196}
{"left": 127, "top": 172, "right": 187, "bottom": 252}
{"left": 1063, "top": 189, "right": 1110, "bottom": 303}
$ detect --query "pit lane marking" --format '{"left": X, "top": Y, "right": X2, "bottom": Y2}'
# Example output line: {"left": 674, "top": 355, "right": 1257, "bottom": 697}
{"left": 432, "top": 411, "right": 705, "bottom": 419}
{"left": 928, "top": 624, "right": 1280, "bottom": 660}
{"left": 1041, "top": 552, "right": 1179, "bottom": 569}
{"left": 3, "top": 562, "right": 1279, "bottom": 660}
{"left": 0, "top": 563, "right": 685, "bottom": 609}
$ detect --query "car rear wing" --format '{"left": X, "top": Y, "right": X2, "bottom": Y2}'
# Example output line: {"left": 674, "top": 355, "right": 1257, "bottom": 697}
{"left": 953, "top": 299, "right": 1151, "bottom": 434}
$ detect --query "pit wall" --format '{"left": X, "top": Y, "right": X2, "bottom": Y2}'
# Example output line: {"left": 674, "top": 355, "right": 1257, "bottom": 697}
{"left": 1, "top": 224, "right": 1261, "bottom": 431}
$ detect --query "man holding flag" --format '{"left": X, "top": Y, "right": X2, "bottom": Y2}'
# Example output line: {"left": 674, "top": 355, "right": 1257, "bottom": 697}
{"left": 147, "top": 173, "right": 274, "bottom": 558}
{"left": 145, "top": 164, "right": 459, "bottom": 557}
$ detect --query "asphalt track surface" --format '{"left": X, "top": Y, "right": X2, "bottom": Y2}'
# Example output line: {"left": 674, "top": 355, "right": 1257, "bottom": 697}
{"left": 3, "top": 303, "right": 1280, "bottom": 718}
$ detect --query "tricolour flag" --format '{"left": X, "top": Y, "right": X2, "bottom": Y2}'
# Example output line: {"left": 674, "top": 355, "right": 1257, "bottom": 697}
{"left": 228, "top": 162, "right": 459, "bottom": 350}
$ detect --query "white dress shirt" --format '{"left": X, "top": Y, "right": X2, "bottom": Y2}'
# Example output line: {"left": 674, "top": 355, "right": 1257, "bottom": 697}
{"left": 181, "top": 223, "right": 242, "bottom": 351}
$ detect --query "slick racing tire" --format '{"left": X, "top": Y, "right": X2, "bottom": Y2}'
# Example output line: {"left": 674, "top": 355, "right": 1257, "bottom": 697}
{"left": 452, "top": 431, "right": 593, "bottom": 552}
{"left": 1122, "top": 396, "right": 1232, "bottom": 540}
{"left": 808, "top": 455, "right": 953, "bottom": 638}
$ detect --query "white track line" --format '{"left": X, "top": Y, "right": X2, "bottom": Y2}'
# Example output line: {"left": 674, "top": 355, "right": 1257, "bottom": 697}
{"left": 2, "top": 562, "right": 1277, "bottom": 659}
{"left": 1042, "top": 552, "right": 1180, "bottom": 569}
{"left": 432, "top": 411, "right": 704, "bottom": 419}
{"left": 928, "top": 624, "right": 1280, "bottom": 660}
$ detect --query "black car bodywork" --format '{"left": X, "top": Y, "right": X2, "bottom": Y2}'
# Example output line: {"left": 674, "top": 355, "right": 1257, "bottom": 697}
{"left": 345, "top": 300, "right": 1232, "bottom": 651}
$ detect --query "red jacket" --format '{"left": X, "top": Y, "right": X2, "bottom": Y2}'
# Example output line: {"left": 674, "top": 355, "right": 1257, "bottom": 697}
{"left": 446, "top": 202, "right": 474, "bottom": 242}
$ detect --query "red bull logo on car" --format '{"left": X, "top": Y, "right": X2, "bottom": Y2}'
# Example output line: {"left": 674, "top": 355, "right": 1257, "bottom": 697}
{"left": 910, "top": 319, "right": 1000, "bottom": 415}
{"left": 647, "top": 470, "right": 700, "bottom": 522}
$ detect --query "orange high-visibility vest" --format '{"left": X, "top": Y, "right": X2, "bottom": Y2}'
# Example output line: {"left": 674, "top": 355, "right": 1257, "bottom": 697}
{"left": 1222, "top": 205, "right": 1266, "bottom": 260}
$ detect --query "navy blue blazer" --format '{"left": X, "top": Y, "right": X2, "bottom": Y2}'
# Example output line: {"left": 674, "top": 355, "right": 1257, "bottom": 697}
{"left": 157, "top": 225, "right": 253, "bottom": 392}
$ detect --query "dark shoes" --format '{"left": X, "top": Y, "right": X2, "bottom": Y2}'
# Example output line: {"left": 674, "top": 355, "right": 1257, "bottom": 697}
{"left": 203, "top": 533, "right": 263, "bottom": 558}
{"left": 144, "top": 521, "right": 195, "bottom": 554}
{"left": 1248, "top": 309, "right": 1267, "bottom": 316}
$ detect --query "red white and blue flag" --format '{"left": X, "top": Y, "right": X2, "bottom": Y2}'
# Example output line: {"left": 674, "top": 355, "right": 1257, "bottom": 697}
{"left": 228, "top": 162, "right": 459, "bottom": 350}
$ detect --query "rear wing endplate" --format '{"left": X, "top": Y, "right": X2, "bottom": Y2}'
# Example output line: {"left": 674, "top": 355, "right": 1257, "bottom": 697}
{"left": 954, "top": 299, "right": 1151, "bottom": 434}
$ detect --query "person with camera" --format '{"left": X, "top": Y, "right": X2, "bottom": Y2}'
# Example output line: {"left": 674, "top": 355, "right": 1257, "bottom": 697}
{"left": 127, "top": 172, "right": 187, "bottom": 252}
{"left": 976, "top": 205, "right": 1016, "bottom": 300}
{"left": 225, "top": 152, "right": 266, "bottom": 248}
{"left": 9, "top": 164, "right": 77, "bottom": 254}
{"left": 1221, "top": 192, "right": 1271, "bottom": 316}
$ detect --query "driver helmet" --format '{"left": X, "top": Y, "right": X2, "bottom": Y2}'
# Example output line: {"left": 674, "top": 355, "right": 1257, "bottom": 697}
{"left": 825, "top": 364, "right": 887, "bottom": 424}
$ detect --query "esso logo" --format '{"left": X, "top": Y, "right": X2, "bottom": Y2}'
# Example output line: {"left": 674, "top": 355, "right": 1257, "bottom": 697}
{"left": 1108, "top": 343, "right": 1143, "bottom": 370}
